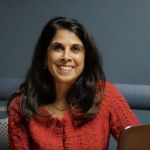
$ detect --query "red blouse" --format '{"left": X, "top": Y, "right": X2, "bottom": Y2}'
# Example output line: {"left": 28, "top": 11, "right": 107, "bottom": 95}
{"left": 8, "top": 82, "right": 140, "bottom": 150}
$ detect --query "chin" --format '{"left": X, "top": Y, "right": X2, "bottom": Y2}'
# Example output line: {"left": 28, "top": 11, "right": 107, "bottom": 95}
{"left": 56, "top": 76, "right": 77, "bottom": 84}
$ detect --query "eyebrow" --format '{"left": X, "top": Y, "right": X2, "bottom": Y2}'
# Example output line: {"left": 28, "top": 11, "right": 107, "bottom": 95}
{"left": 50, "top": 42, "right": 84, "bottom": 48}
{"left": 49, "top": 42, "right": 63, "bottom": 49}
{"left": 50, "top": 42, "right": 62, "bottom": 46}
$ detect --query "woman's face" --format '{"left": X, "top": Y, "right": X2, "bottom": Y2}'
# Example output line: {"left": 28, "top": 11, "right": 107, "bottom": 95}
{"left": 45, "top": 29, "right": 85, "bottom": 85}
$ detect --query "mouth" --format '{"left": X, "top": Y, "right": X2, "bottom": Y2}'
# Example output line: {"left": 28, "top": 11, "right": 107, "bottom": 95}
{"left": 57, "top": 65, "right": 74, "bottom": 72}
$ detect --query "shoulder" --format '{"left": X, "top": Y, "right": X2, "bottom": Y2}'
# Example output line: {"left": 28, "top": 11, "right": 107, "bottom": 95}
{"left": 97, "top": 80, "right": 122, "bottom": 97}
{"left": 98, "top": 81, "right": 130, "bottom": 109}
{"left": 8, "top": 95, "right": 22, "bottom": 114}
{"left": 104, "top": 81, "right": 122, "bottom": 96}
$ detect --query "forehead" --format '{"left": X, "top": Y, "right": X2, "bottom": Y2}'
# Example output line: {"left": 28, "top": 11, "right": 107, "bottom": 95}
{"left": 51, "top": 29, "right": 83, "bottom": 45}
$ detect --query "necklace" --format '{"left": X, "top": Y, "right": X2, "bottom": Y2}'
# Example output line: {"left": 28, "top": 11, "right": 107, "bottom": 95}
{"left": 52, "top": 104, "right": 68, "bottom": 111}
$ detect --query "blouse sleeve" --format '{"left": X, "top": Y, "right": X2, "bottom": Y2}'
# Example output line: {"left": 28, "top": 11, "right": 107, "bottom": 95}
{"left": 105, "top": 82, "right": 140, "bottom": 141}
{"left": 8, "top": 96, "right": 31, "bottom": 150}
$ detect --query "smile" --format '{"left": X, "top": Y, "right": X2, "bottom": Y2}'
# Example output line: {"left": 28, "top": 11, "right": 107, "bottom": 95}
{"left": 57, "top": 65, "right": 74, "bottom": 72}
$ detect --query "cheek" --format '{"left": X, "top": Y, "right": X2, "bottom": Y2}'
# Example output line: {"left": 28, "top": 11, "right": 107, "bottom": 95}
{"left": 80, "top": 54, "right": 85, "bottom": 65}
{"left": 46, "top": 52, "right": 58, "bottom": 64}
{"left": 45, "top": 54, "right": 56, "bottom": 74}
{"left": 76, "top": 54, "right": 85, "bottom": 69}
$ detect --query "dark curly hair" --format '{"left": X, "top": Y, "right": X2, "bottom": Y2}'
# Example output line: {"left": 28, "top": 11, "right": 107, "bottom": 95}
{"left": 7, "top": 16, "right": 106, "bottom": 125}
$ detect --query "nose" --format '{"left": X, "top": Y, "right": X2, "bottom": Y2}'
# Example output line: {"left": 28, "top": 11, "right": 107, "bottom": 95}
{"left": 61, "top": 49, "right": 72, "bottom": 62}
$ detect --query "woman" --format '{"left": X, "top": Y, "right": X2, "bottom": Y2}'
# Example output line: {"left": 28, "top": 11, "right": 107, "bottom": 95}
{"left": 7, "top": 16, "right": 140, "bottom": 150}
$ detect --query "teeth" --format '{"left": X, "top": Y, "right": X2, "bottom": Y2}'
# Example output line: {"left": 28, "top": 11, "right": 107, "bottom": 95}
{"left": 58, "top": 66, "right": 73, "bottom": 71}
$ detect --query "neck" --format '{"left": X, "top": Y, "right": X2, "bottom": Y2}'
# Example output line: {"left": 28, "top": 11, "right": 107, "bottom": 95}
{"left": 54, "top": 82, "right": 72, "bottom": 109}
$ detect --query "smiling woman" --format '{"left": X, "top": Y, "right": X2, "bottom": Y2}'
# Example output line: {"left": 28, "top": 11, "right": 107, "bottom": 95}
{"left": 7, "top": 17, "right": 139, "bottom": 150}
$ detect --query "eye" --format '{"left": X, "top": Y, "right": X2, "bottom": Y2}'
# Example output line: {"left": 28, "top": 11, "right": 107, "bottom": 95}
{"left": 50, "top": 43, "right": 64, "bottom": 51}
{"left": 53, "top": 44, "right": 64, "bottom": 51}
{"left": 71, "top": 45, "right": 82, "bottom": 53}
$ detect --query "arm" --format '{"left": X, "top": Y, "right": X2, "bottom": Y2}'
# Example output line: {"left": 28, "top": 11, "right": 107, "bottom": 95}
{"left": 8, "top": 96, "right": 31, "bottom": 150}
{"left": 105, "top": 82, "right": 140, "bottom": 140}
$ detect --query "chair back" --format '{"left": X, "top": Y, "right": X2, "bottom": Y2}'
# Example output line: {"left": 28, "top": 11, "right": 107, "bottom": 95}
{"left": 0, "top": 118, "right": 9, "bottom": 150}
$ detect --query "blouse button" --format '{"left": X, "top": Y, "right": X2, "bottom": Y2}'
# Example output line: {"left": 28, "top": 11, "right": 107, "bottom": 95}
{"left": 56, "top": 120, "right": 63, "bottom": 128}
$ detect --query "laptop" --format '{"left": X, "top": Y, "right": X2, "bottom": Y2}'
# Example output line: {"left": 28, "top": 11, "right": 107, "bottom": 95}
{"left": 117, "top": 124, "right": 150, "bottom": 150}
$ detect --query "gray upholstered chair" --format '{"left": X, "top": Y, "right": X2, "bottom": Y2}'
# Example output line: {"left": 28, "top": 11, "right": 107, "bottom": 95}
{"left": 0, "top": 101, "right": 9, "bottom": 150}
{"left": 0, "top": 118, "right": 9, "bottom": 150}
{"left": 109, "top": 83, "right": 150, "bottom": 150}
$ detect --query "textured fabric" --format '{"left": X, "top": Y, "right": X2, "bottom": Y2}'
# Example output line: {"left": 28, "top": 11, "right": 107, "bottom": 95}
{"left": 8, "top": 82, "right": 140, "bottom": 150}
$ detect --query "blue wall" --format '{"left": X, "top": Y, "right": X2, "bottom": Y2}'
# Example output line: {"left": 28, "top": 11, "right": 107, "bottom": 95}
{"left": 0, "top": 0, "right": 150, "bottom": 84}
